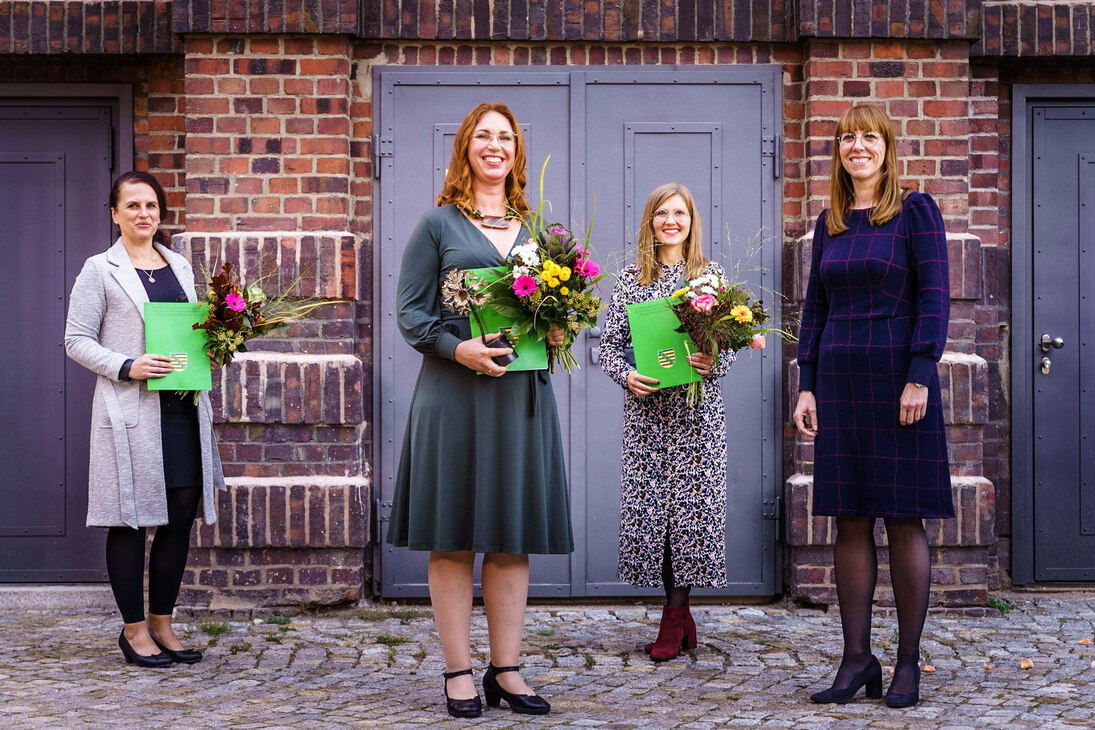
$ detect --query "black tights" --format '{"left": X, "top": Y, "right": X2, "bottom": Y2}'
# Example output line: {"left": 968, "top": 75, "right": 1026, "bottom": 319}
{"left": 105, "top": 487, "right": 201, "bottom": 624}
{"left": 661, "top": 535, "right": 691, "bottom": 608}
{"left": 832, "top": 516, "right": 931, "bottom": 695}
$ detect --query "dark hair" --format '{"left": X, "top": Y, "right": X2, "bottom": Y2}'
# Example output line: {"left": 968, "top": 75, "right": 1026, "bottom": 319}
{"left": 109, "top": 170, "right": 172, "bottom": 248}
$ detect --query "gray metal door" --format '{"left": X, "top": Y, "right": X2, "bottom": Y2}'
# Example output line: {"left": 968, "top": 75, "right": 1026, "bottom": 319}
{"left": 374, "top": 67, "right": 782, "bottom": 597}
{"left": 1031, "top": 105, "right": 1095, "bottom": 580}
{"left": 0, "top": 103, "right": 116, "bottom": 580}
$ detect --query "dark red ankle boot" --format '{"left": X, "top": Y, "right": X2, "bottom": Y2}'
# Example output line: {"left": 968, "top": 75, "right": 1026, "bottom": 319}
{"left": 646, "top": 605, "right": 697, "bottom": 662}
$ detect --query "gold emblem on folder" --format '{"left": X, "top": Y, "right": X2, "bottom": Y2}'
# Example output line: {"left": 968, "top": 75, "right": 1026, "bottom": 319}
{"left": 168, "top": 353, "right": 188, "bottom": 371}
{"left": 657, "top": 348, "right": 676, "bottom": 368}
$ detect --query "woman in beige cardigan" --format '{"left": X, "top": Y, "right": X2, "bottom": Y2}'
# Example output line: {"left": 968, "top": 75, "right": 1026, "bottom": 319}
{"left": 65, "top": 171, "right": 225, "bottom": 667}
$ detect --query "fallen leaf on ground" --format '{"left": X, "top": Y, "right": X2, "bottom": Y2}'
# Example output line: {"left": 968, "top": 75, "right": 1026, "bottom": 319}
{"left": 888, "top": 666, "right": 894, "bottom": 674}
{"left": 1090, "top": 660, "right": 1095, "bottom": 669}
{"left": 923, "top": 664, "right": 935, "bottom": 673}
{"left": 1020, "top": 658, "right": 1033, "bottom": 670}
{"left": 1079, "top": 638, "right": 1093, "bottom": 646}
{"left": 983, "top": 662, "right": 993, "bottom": 670}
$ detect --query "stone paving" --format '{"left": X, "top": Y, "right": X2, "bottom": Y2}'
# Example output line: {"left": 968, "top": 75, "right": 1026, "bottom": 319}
{"left": 1, "top": 591, "right": 1093, "bottom": 728}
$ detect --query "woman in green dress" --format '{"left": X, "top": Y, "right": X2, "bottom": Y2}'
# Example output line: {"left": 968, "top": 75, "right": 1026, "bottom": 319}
{"left": 387, "top": 102, "right": 573, "bottom": 718}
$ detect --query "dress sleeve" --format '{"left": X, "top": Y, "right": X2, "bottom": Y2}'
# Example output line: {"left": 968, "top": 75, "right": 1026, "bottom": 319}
{"left": 599, "top": 272, "right": 633, "bottom": 389}
{"left": 396, "top": 214, "right": 463, "bottom": 361}
{"left": 796, "top": 212, "right": 829, "bottom": 392}
{"left": 905, "top": 193, "right": 950, "bottom": 385}
{"left": 64, "top": 258, "right": 131, "bottom": 381}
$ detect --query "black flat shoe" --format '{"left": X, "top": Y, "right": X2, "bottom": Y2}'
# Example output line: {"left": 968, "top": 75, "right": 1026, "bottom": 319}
{"left": 483, "top": 663, "right": 550, "bottom": 715}
{"left": 885, "top": 663, "right": 921, "bottom": 708}
{"left": 118, "top": 630, "right": 173, "bottom": 668}
{"left": 809, "top": 655, "right": 883, "bottom": 704}
{"left": 443, "top": 668, "right": 482, "bottom": 718}
{"left": 152, "top": 636, "right": 203, "bottom": 664}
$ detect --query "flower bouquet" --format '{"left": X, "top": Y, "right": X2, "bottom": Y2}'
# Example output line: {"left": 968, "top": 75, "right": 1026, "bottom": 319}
{"left": 474, "top": 158, "right": 607, "bottom": 373}
{"left": 193, "top": 262, "right": 335, "bottom": 367}
{"left": 669, "top": 270, "right": 782, "bottom": 404}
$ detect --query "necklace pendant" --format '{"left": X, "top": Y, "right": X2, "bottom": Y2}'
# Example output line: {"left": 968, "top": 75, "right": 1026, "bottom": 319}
{"left": 480, "top": 216, "right": 510, "bottom": 230}
{"left": 148, "top": 276, "right": 156, "bottom": 283}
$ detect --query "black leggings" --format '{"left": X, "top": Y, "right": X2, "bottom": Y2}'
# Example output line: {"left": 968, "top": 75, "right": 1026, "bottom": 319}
{"left": 105, "top": 487, "right": 201, "bottom": 624}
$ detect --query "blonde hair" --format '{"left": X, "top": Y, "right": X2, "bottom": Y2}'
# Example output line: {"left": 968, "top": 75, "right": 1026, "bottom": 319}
{"left": 826, "top": 105, "right": 904, "bottom": 236}
{"left": 635, "top": 183, "right": 707, "bottom": 286}
{"left": 436, "top": 102, "right": 531, "bottom": 218}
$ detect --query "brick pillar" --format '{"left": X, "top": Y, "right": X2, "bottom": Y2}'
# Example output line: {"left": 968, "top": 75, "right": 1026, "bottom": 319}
{"left": 175, "top": 34, "right": 367, "bottom": 611}
{"left": 785, "top": 39, "right": 997, "bottom": 609}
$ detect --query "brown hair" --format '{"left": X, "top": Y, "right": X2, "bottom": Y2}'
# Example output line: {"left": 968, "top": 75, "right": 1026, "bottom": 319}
{"left": 109, "top": 170, "right": 172, "bottom": 248}
{"left": 826, "top": 105, "right": 903, "bottom": 236}
{"left": 635, "top": 183, "right": 707, "bottom": 286}
{"left": 436, "top": 102, "right": 531, "bottom": 218}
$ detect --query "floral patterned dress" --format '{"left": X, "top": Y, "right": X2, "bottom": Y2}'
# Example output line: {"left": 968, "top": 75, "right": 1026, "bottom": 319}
{"left": 600, "top": 260, "right": 734, "bottom": 587}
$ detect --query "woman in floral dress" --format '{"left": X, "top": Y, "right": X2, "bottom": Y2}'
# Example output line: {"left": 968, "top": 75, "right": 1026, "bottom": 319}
{"left": 599, "top": 182, "right": 733, "bottom": 662}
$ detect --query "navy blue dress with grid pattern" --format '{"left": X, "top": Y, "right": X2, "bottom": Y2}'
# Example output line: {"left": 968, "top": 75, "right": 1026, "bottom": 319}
{"left": 797, "top": 192, "right": 954, "bottom": 518}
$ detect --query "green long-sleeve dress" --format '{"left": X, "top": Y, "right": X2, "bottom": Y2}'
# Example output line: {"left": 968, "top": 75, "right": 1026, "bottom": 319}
{"left": 386, "top": 205, "right": 574, "bottom": 554}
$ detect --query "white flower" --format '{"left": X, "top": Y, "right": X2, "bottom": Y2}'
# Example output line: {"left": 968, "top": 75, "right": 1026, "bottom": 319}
{"left": 512, "top": 265, "right": 529, "bottom": 278}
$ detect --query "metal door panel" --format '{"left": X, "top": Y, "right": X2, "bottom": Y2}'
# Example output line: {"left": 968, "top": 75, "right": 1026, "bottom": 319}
{"left": 1031, "top": 107, "right": 1095, "bottom": 580}
{"left": 374, "top": 74, "right": 574, "bottom": 597}
{"left": 580, "top": 77, "right": 779, "bottom": 596}
{"left": 0, "top": 103, "right": 114, "bottom": 580}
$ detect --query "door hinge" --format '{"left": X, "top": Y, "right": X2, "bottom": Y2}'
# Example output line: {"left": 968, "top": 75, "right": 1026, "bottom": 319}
{"left": 372, "top": 497, "right": 392, "bottom": 544}
{"left": 373, "top": 135, "right": 393, "bottom": 178}
{"left": 762, "top": 134, "right": 782, "bottom": 179}
{"left": 762, "top": 495, "right": 782, "bottom": 520}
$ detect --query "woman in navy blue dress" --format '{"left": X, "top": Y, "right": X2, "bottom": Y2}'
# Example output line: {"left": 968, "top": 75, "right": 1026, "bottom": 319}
{"left": 793, "top": 105, "right": 953, "bottom": 708}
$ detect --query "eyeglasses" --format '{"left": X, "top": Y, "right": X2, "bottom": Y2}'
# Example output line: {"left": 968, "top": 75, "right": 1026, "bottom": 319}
{"left": 473, "top": 131, "right": 516, "bottom": 145}
{"left": 837, "top": 131, "right": 883, "bottom": 146}
{"left": 653, "top": 208, "right": 691, "bottom": 223}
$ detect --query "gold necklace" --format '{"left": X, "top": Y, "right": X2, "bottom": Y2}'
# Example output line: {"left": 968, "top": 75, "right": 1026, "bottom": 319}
{"left": 462, "top": 204, "right": 515, "bottom": 230}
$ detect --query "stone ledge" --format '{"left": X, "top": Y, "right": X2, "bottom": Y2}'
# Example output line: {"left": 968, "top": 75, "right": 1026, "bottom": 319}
{"left": 211, "top": 352, "right": 364, "bottom": 425}
{"left": 785, "top": 474, "right": 995, "bottom": 548}
{"left": 194, "top": 478, "right": 370, "bottom": 550}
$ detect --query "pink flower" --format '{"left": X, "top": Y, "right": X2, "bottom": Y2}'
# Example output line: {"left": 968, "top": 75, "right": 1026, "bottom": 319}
{"left": 513, "top": 274, "right": 537, "bottom": 297}
{"left": 225, "top": 291, "right": 247, "bottom": 312}
{"left": 549, "top": 225, "right": 569, "bottom": 236}
{"left": 573, "top": 258, "right": 600, "bottom": 278}
{"left": 750, "top": 333, "right": 767, "bottom": 350}
{"left": 690, "top": 293, "right": 717, "bottom": 312}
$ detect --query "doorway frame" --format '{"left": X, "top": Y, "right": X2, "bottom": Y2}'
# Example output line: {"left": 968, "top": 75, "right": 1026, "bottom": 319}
{"left": 370, "top": 65, "right": 785, "bottom": 598}
{"left": 1011, "top": 83, "right": 1095, "bottom": 585}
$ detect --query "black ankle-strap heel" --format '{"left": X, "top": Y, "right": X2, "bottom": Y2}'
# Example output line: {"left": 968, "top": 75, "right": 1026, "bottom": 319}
{"left": 482, "top": 663, "right": 551, "bottom": 715}
{"left": 442, "top": 668, "right": 482, "bottom": 718}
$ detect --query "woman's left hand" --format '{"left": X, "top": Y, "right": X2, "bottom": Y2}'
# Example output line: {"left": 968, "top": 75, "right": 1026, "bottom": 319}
{"left": 547, "top": 326, "right": 565, "bottom": 347}
{"left": 687, "top": 352, "right": 714, "bottom": 376}
{"left": 899, "top": 382, "right": 929, "bottom": 426}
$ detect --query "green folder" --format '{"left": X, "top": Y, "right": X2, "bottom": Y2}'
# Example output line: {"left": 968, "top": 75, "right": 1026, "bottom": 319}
{"left": 144, "top": 302, "right": 212, "bottom": 391}
{"left": 626, "top": 298, "right": 701, "bottom": 389}
{"left": 467, "top": 266, "right": 548, "bottom": 372}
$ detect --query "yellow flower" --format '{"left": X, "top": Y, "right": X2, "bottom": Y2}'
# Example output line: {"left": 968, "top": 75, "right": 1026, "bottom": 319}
{"left": 671, "top": 286, "right": 691, "bottom": 299}
{"left": 730, "top": 304, "right": 753, "bottom": 323}
{"left": 560, "top": 287, "right": 569, "bottom": 295}
{"left": 558, "top": 267, "right": 571, "bottom": 282}
{"left": 544, "top": 276, "right": 559, "bottom": 288}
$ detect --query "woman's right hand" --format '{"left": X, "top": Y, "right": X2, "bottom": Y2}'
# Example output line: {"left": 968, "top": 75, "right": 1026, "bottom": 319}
{"left": 454, "top": 333, "right": 512, "bottom": 377}
{"left": 792, "top": 390, "right": 818, "bottom": 439}
{"left": 626, "top": 369, "right": 660, "bottom": 398}
{"left": 128, "top": 353, "right": 175, "bottom": 380}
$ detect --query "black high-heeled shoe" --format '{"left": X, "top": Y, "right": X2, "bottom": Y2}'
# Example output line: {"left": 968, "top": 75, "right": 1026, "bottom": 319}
{"left": 483, "top": 664, "right": 550, "bottom": 715}
{"left": 885, "top": 662, "right": 921, "bottom": 708}
{"left": 118, "top": 630, "right": 173, "bottom": 668}
{"left": 152, "top": 636, "right": 203, "bottom": 664}
{"left": 442, "top": 668, "right": 483, "bottom": 718}
{"left": 809, "top": 655, "right": 883, "bottom": 703}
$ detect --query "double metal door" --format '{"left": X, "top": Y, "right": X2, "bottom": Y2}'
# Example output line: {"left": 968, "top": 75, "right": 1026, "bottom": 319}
{"left": 373, "top": 67, "right": 782, "bottom": 597}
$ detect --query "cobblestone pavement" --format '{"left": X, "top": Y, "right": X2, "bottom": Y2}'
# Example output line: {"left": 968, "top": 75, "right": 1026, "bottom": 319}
{"left": 1, "top": 591, "right": 1093, "bottom": 729}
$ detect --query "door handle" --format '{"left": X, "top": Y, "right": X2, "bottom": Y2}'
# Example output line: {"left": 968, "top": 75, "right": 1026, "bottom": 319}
{"left": 591, "top": 346, "right": 599, "bottom": 365}
{"left": 1041, "top": 356, "right": 1052, "bottom": 375}
{"left": 1040, "top": 333, "right": 1065, "bottom": 352}
{"left": 588, "top": 326, "right": 602, "bottom": 339}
